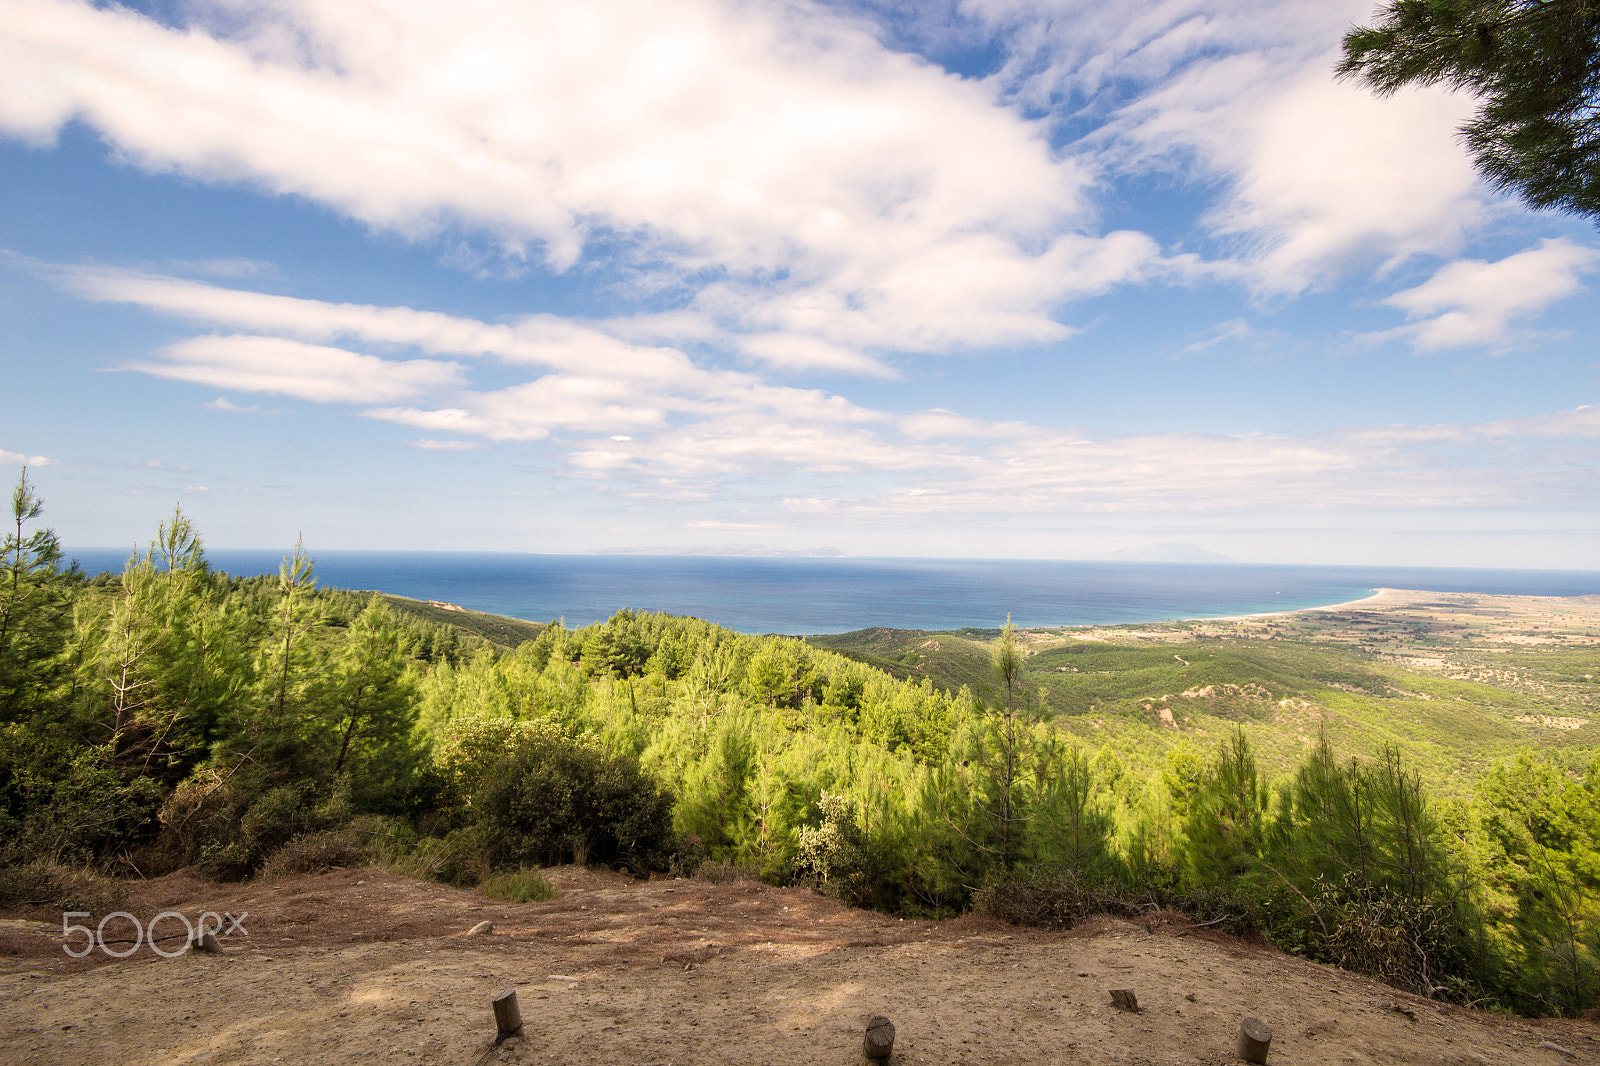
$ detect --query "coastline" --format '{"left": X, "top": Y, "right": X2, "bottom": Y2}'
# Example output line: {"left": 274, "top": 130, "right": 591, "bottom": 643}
{"left": 1200, "top": 585, "right": 1600, "bottom": 628}
{"left": 1202, "top": 586, "right": 1394, "bottom": 621}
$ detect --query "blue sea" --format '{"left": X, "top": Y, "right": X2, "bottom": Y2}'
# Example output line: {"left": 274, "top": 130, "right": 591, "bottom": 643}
{"left": 61, "top": 550, "right": 1600, "bottom": 635}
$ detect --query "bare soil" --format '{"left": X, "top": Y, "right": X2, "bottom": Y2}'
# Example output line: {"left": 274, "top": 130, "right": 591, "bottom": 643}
{"left": 2, "top": 865, "right": 1597, "bottom": 1065}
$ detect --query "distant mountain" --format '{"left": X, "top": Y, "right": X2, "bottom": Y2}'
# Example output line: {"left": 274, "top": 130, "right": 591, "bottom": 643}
{"left": 595, "top": 545, "right": 847, "bottom": 557}
{"left": 1106, "top": 542, "right": 1235, "bottom": 563}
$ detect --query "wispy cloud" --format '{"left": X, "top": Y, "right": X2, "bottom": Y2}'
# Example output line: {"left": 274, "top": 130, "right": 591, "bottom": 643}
{"left": 55, "top": 260, "right": 1600, "bottom": 516}
{"left": 0, "top": 448, "right": 55, "bottom": 466}
{"left": 686, "top": 519, "right": 773, "bottom": 530}
{"left": 203, "top": 396, "right": 281, "bottom": 415}
{"left": 410, "top": 439, "right": 481, "bottom": 451}
{"left": 131, "top": 335, "right": 464, "bottom": 404}
{"left": 1376, "top": 238, "right": 1599, "bottom": 352}
{"left": 0, "top": 0, "right": 1183, "bottom": 364}
{"left": 1179, "top": 317, "right": 1254, "bottom": 355}
{"left": 62, "top": 264, "right": 894, "bottom": 449}
{"left": 951, "top": 0, "right": 1486, "bottom": 294}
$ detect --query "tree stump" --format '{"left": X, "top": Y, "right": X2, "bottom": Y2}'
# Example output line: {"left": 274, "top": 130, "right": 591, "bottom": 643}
{"left": 1236, "top": 1016, "right": 1271, "bottom": 1063}
{"left": 492, "top": 989, "right": 523, "bottom": 1040}
{"left": 1109, "top": 988, "right": 1139, "bottom": 1013}
{"left": 863, "top": 1015, "right": 895, "bottom": 1060}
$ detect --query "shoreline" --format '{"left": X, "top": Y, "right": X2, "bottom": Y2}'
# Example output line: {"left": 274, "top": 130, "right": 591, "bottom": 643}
{"left": 1198, "top": 586, "right": 1394, "bottom": 623}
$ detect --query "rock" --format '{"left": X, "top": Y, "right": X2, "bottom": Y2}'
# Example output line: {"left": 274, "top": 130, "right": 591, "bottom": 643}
{"left": 190, "top": 931, "right": 221, "bottom": 954}
{"left": 1236, "top": 1016, "right": 1272, "bottom": 1064}
{"left": 1538, "top": 1042, "right": 1575, "bottom": 1059}
{"left": 468, "top": 921, "right": 495, "bottom": 936}
{"left": 1109, "top": 988, "right": 1139, "bottom": 1013}
{"left": 863, "top": 1015, "right": 895, "bottom": 1060}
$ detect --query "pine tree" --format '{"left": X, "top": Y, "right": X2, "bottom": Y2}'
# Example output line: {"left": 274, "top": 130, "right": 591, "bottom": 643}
{"left": 0, "top": 469, "right": 73, "bottom": 721}
{"left": 324, "top": 598, "right": 421, "bottom": 808}
{"left": 1341, "top": 0, "right": 1600, "bottom": 218}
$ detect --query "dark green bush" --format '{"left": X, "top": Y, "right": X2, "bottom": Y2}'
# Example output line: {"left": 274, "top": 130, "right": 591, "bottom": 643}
{"left": 474, "top": 732, "right": 675, "bottom": 872}
{"left": 258, "top": 829, "right": 367, "bottom": 879}
{"left": 158, "top": 772, "right": 356, "bottom": 880}
{"left": 1282, "top": 873, "right": 1485, "bottom": 1002}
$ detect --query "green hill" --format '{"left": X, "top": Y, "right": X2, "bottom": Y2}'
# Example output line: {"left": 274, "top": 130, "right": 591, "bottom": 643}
{"left": 377, "top": 593, "right": 546, "bottom": 649}
{"left": 810, "top": 596, "right": 1600, "bottom": 798}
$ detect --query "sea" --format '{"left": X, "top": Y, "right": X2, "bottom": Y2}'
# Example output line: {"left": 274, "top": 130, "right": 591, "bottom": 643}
{"left": 61, "top": 550, "right": 1600, "bottom": 635}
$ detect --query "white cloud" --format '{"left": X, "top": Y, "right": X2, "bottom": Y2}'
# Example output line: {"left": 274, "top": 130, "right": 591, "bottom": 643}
{"left": 65, "top": 264, "right": 905, "bottom": 448}
{"left": 0, "top": 449, "right": 55, "bottom": 466}
{"left": 686, "top": 520, "right": 773, "bottom": 530}
{"left": 411, "top": 439, "right": 481, "bottom": 451}
{"left": 960, "top": 0, "right": 1487, "bottom": 293}
{"left": 203, "top": 396, "right": 280, "bottom": 414}
{"left": 63, "top": 265, "right": 710, "bottom": 381}
{"left": 1179, "top": 317, "right": 1253, "bottom": 355}
{"left": 897, "top": 408, "right": 1036, "bottom": 440}
{"left": 736, "top": 333, "right": 897, "bottom": 377}
{"left": 67, "top": 262, "right": 1600, "bottom": 515}
{"left": 1479, "top": 404, "right": 1600, "bottom": 439}
{"left": 0, "top": 0, "right": 1164, "bottom": 360}
{"left": 1145, "top": 59, "right": 1480, "bottom": 294}
{"left": 132, "top": 335, "right": 464, "bottom": 403}
{"left": 1379, "top": 239, "right": 1599, "bottom": 352}
{"left": 369, "top": 375, "right": 679, "bottom": 442}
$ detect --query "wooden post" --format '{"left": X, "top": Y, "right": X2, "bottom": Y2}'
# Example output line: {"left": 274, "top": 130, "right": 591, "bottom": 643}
{"left": 863, "top": 1015, "right": 895, "bottom": 1060}
{"left": 1109, "top": 988, "right": 1139, "bottom": 1013}
{"left": 492, "top": 989, "right": 523, "bottom": 1040}
{"left": 1236, "top": 1016, "right": 1271, "bottom": 1063}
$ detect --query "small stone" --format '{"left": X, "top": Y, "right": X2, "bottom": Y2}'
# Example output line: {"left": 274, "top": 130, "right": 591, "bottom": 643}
{"left": 191, "top": 932, "right": 221, "bottom": 954}
{"left": 468, "top": 921, "right": 495, "bottom": 936}
{"left": 863, "top": 1015, "right": 895, "bottom": 1060}
{"left": 1538, "top": 1042, "right": 1575, "bottom": 1059}
{"left": 1109, "top": 988, "right": 1139, "bottom": 1013}
{"left": 1185, "top": 993, "right": 1197, "bottom": 1002}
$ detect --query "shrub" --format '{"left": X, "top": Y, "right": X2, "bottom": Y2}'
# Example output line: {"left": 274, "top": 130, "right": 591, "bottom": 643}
{"left": 0, "top": 861, "right": 126, "bottom": 912}
{"left": 258, "top": 830, "right": 367, "bottom": 879}
{"left": 0, "top": 861, "right": 57, "bottom": 907}
{"left": 475, "top": 731, "right": 676, "bottom": 873}
{"left": 796, "top": 791, "right": 873, "bottom": 906}
{"left": 162, "top": 773, "right": 357, "bottom": 880}
{"left": 1287, "top": 873, "right": 1484, "bottom": 1002}
{"left": 482, "top": 867, "right": 557, "bottom": 903}
{"left": 0, "top": 736, "right": 163, "bottom": 866}
{"left": 971, "top": 862, "right": 1261, "bottom": 937}
{"left": 693, "top": 859, "right": 755, "bottom": 884}
{"left": 972, "top": 865, "right": 1108, "bottom": 929}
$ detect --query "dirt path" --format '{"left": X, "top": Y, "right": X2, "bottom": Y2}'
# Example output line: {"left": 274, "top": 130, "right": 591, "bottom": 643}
{"left": 2, "top": 866, "right": 1596, "bottom": 1065}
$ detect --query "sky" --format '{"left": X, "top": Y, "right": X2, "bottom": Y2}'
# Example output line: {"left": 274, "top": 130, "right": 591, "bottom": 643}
{"left": 1, "top": 0, "right": 1597, "bottom": 567}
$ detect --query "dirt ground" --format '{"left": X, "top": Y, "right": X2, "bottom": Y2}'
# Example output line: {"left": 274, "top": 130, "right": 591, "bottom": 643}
{"left": 1, "top": 866, "right": 1597, "bottom": 1065}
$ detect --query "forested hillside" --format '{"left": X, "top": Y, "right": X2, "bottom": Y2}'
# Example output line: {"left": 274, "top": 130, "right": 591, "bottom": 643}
{"left": 3, "top": 471, "right": 1599, "bottom": 1018}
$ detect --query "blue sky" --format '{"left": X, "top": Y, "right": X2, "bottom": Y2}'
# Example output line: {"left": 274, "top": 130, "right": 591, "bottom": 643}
{"left": 2, "top": 0, "right": 1597, "bottom": 567}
